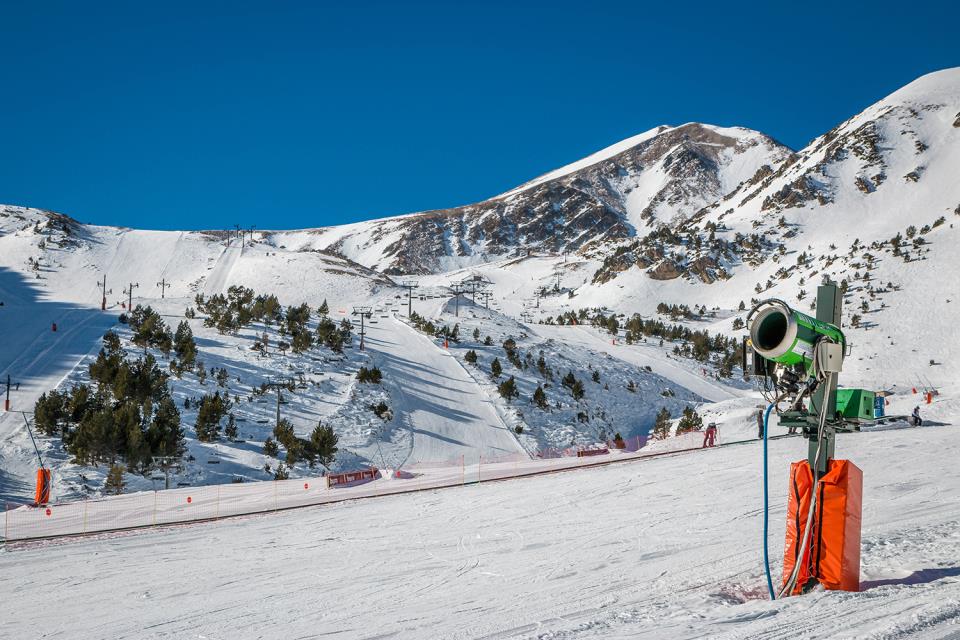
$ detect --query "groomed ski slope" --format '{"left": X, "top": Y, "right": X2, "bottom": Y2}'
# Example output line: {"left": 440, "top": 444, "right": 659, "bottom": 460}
{"left": 0, "top": 288, "right": 117, "bottom": 502}
{"left": 364, "top": 317, "right": 527, "bottom": 466}
{"left": 2, "top": 409, "right": 957, "bottom": 639}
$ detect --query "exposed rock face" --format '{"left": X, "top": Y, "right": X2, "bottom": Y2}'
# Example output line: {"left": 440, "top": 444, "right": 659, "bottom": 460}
{"left": 307, "top": 123, "right": 791, "bottom": 274}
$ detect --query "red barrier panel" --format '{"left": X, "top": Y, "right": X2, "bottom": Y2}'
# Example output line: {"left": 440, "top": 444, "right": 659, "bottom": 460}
{"left": 577, "top": 448, "right": 609, "bottom": 458}
{"left": 327, "top": 467, "right": 379, "bottom": 488}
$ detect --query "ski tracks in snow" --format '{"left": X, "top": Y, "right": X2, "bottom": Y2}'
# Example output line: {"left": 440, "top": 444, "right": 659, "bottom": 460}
{"left": 364, "top": 317, "right": 527, "bottom": 466}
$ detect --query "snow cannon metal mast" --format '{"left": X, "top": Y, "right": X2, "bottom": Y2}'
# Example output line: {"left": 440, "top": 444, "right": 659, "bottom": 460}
{"left": 744, "top": 280, "right": 863, "bottom": 599}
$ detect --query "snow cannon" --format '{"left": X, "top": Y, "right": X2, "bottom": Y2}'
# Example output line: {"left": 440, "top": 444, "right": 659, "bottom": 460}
{"left": 749, "top": 302, "right": 845, "bottom": 370}
{"left": 745, "top": 282, "right": 862, "bottom": 600}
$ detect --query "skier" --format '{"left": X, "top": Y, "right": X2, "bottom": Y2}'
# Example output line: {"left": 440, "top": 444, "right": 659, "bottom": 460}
{"left": 756, "top": 410, "right": 765, "bottom": 439}
{"left": 912, "top": 406, "right": 923, "bottom": 427}
{"left": 703, "top": 422, "right": 717, "bottom": 448}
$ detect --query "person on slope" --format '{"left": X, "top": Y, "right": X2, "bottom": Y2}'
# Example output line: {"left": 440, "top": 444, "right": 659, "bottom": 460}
{"left": 703, "top": 422, "right": 717, "bottom": 448}
{"left": 912, "top": 406, "right": 923, "bottom": 427}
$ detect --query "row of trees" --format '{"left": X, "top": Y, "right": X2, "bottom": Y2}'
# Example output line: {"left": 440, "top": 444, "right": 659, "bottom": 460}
{"left": 264, "top": 419, "right": 339, "bottom": 469}
{"left": 651, "top": 406, "right": 703, "bottom": 439}
{"left": 194, "top": 286, "right": 282, "bottom": 334}
{"left": 409, "top": 311, "right": 460, "bottom": 343}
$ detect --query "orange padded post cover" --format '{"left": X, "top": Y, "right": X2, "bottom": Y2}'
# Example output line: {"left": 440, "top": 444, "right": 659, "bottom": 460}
{"left": 782, "top": 459, "right": 862, "bottom": 595}
{"left": 35, "top": 468, "right": 52, "bottom": 506}
{"left": 814, "top": 460, "right": 862, "bottom": 592}
{"left": 782, "top": 461, "right": 815, "bottom": 595}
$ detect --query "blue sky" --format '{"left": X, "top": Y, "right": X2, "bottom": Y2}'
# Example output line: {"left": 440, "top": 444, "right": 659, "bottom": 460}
{"left": 1, "top": 1, "right": 956, "bottom": 230}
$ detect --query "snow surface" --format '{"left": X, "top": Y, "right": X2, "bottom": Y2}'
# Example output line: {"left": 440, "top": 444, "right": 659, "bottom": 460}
{"left": 2, "top": 395, "right": 957, "bottom": 638}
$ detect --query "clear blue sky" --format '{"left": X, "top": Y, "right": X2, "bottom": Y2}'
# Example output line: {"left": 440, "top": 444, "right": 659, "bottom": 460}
{"left": 1, "top": 1, "right": 956, "bottom": 230}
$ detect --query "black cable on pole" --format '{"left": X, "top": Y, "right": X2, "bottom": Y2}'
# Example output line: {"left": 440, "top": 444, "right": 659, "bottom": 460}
{"left": 22, "top": 412, "right": 45, "bottom": 469}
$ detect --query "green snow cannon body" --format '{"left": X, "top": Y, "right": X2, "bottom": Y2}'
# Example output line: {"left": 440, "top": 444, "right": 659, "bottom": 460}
{"left": 749, "top": 303, "right": 845, "bottom": 372}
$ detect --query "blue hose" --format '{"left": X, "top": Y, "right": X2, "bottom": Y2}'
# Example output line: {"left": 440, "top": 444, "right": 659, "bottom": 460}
{"left": 762, "top": 403, "right": 776, "bottom": 600}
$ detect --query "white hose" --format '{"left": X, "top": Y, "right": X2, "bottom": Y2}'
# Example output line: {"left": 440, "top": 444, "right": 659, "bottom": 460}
{"left": 777, "top": 362, "right": 830, "bottom": 598}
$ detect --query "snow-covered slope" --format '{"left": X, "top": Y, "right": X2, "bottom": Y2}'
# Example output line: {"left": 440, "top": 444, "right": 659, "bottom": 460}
{"left": 2, "top": 207, "right": 700, "bottom": 502}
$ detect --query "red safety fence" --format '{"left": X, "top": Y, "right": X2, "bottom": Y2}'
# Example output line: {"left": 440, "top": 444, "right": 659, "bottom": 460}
{"left": 3, "top": 433, "right": 685, "bottom": 543}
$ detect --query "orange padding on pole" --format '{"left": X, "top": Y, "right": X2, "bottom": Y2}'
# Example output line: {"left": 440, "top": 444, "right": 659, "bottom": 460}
{"left": 782, "top": 459, "right": 862, "bottom": 594}
{"left": 35, "top": 468, "right": 52, "bottom": 506}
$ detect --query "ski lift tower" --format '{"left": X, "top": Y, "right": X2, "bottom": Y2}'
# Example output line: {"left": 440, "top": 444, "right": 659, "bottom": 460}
{"left": 150, "top": 456, "right": 179, "bottom": 490}
{"left": 97, "top": 274, "right": 111, "bottom": 311}
{"left": 400, "top": 281, "right": 419, "bottom": 318}
{"left": 264, "top": 377, "right": 295, "bottom": 431}
{"left": 352, "top": 306, "right": 373, "bottom": 350}
{"left": 460, "top": 273, "right": 493, "bottom": 303}
{"left": 448, "top": 282, "right": 466, "bottom": 317}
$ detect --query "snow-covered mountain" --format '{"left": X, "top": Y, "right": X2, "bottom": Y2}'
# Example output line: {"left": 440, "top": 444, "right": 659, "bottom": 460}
{"left": 282, "top": 123, "right": 792, "bottom": 274}
{"left": 1, "top": 68, "right": 958, "bottom": 503}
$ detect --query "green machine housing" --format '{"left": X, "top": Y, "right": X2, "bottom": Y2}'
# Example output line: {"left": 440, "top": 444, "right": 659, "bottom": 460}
{"left": 818, "top": 388, "right": 877, "bottom": 423}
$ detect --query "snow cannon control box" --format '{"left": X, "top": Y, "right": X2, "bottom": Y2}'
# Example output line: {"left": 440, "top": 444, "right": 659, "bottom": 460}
{"left": 831, "top": 389, "right": 877, "bottom": 422}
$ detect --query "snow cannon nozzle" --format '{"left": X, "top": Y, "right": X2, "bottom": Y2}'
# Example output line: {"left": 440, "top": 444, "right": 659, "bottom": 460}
{"left": 747, "top": 300, "right": 845, "bottom": 369}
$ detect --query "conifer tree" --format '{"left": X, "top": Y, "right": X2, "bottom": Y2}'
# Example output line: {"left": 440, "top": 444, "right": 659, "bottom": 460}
{"left": 653, "top": 407, "right": 671, "bottom": 439}
{"left": 490, "top": 357, "right": 502, "bottom": 378}
{"left": 105, "top": 464, "right": 126, "bottom": 495}
{"left": 310, "top": 423, "right": 339, "bottom": 468}
{"left": 533, "top": 385, "right": 548, "bottom": 410}
{"left": 676, "top": 406, "right": 703, "bottom": 434}
{"left": 498, "top": 376, "right": 518, "bottom": 402}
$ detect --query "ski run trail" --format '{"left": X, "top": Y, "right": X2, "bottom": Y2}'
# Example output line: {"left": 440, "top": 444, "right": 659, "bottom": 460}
{"left": 365, "top": 318, "right": 527, "bottom": 467}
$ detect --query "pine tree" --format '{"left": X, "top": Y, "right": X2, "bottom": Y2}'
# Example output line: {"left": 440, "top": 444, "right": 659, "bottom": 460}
{"left": 464, "top": 349, "right": 478, "bottom": 364}
{"left": 533, "top": 385, "right": 548, "bottom": 410}
{"left": 146, "top": 396, "right": 184, "bottom": 458}
{"left": 472, "top": 327, "right": 480, "bottom": 341}
{"left": 310, "top": 423, "right": 339, "bottom": 468}
{"left": 676, "top": 406, "right": 703, "bottom": 434}
{"left": 652, "top": 407, "right": 671, "bottom": 439}
{"left": 195, "top": 391, "right": 229, "bottom": 442}
{"left": 317, "top": 299, "right": 329, "bottom": 316}
{"left": 497, "top": 376, "right": 518, "bottom": 402}
{"left": 571, "top": 380, "right": 585, "bottom": 400}
{"left": 490, "top": 357, "right": 502, "bottom": 378}
{"left": 105, "top": 463, "right": 126, "bottom": 495}
{"left": 264, "top": 437, "right": 279, "bottom": 457}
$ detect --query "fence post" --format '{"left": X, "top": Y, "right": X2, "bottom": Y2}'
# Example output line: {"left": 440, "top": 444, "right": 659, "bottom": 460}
{"left": 153, "top": 491, "right": 158, "bottom": 526}
{"left": 4, "top": 502, "right": 7, "bottom": 541}
{"left": 479, "top": 455, "right": 482, "bottom": 484}
{"left": 216, "top": 484, "right": 221, "bottom": 520}
{"left": 83, "top": 497, "right": 88, "bottom": 535}
{"left": 274, "top": 480, "right": 278, "bottom": 511}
